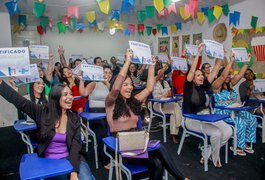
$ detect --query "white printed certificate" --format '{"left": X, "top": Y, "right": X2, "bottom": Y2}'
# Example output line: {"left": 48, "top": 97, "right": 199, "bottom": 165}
{"left": 253, "top": 79, "right": 265, "bottom": 93}
{"left": 0, "top": 47, "right": 30, "bottom": 77}
{"left": 232, "top": 48, "right": 249, "bottom": 62}
{"left": 129, "top": 41, "right": 152, "bottom": 64}
{"left": 171, "top": 57, "right": 188, "bottom": 71}
{"left": 15, "top": 64, "right": 40, "bottom": 86}
{"left": 81, "top": 64, "right": 104, "bottom": 81}
{"left": 157, "top": 53, "right": 168, "bottom": 63}
{"left": 186, "top": 44, "right": 198, "bottom": 56}
{"left": 203, "top": 39, "right": 224, "bottom": 59}
{"left": 29, "top": 45, "right": 49, "bottom": 60}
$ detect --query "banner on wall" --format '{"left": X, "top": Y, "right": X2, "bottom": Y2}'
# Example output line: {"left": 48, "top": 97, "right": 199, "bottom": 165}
{"left": 29, "top": 45, "right": 49, "bottom": 60}
{"left": 129, "top": 41, "right": 152, "bottom": 64}
{"left": 158, "top": 37, "right": 170, "bottom": 54}
{"left": 81, "top": 64, "right": 104, "bottom": 81}
{"left": 172, "top": 36, "right": 179, "bottom": 56}
{"left": 0, "top": 47, "right": 30, "bottom": 77}
{"left": 203, "top": 39, "right": 224, "bottom": 59}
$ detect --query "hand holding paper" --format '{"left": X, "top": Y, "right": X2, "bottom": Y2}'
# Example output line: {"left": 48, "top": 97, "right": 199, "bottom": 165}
{"left": 58, "top": 45, "right": 65, "bottom": 56}
{"left": 126, "top": 49, "right": 133, "bottom": 63}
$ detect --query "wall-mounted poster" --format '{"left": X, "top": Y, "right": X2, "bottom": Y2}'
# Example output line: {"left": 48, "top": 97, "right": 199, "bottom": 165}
{"left": 158, "top": 37, "right": 170, "bottom": 54}
{"left": 172, "top": 36, "right": 179, "bottom": 56}
{"left": 182, "top": 35, "right": 190, "bottom": 54}
{"left": 193, "top": 33, "right": 202, "bottom": 45}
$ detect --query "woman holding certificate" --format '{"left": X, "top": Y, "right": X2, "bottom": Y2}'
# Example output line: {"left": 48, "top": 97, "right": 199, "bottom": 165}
{"left": 105, "top": 49, "right": 188, "bottom": 180}
{"left": 183, "top": 43, "right": 232, "bottom": 168}
{"left": 212, "top": 53, "right": 257, "bottom": 156}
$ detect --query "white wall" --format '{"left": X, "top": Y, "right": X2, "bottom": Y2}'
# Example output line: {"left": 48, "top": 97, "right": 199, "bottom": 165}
{"left": 0, "top": 12, "right": 12, "bottom": 47}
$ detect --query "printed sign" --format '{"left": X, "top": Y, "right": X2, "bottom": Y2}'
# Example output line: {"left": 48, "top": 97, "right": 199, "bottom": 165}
{"left": 253, "top": 79, "right": 265, "bottom": 93}
{"left": 81, "top": 64, "right": 104, "bottom": 81}
{"left": 129, "top": 41, "right": 152, "bottom": 64}
{"left": 232, "top": 48, "right": 249, "bottom": 62}
{"left": 29, "top": 45, "right": 49, "bottom": 60}
{"left": 157, "top": 53, "right": 168, "bottom": 63}
{"left": 72, "top": 60, "right": 88, "bottom": 75}
{"left": 186, "top": 44, "right": 198, "bottom": 56}
{"left": 15, "top": 64, "right": 40, "bottom": 86}
{"left": 171, "top": 57, "right": 188, "bottom": 71}
{"left": 0, "top": 47, "right": 30, "bottom": 77}
{"left": 203, "top": 39, "right": 224, "bottom": 59}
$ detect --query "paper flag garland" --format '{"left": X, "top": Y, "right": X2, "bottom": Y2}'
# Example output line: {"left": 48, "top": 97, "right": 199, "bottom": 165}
{"left": 167, "top": 3, "right": 177, "bottom": 14}
{"left": 98, "top": 0, "right": 110, "bottom": 14}
{"left": 138, "top": 24, "right": 144, "bottom": 33}
{"left": 176, "top": 22, "right": 182, "bottom": 30}
{"left": 111, "top": 10, "right": 120, "bottom": 21}
{"left": 128, "top": 24, "right": 135, "bottom": 33}
{"left": 170, "top": 25, "right": 177, "bottom": 33}
{"left": 229, "top": 11, "right": 240, "bottom": 26}
{"left": 86, "top": 11, "right": 96, "bottom": 23}
{"left": 97, "top": 21, "right": 105, "bottom": 31}
{"left": 13, "top": 24, "right": 20, "bottom": 33}
{"left": 33, "top": 2, "right": 46, "bottom": 18}
{"left": 157, "top": 24, "right": 162, "bottom": 32}
{"left": 222, "top": 4, "right": 229, "bottom": 16}
{"left": 207, "top": 8, "right": 215, "bottom": 23}
{"left": 146, "top": 26, "right": 152, "bottom": 36}
{"left": 213, "top": 5, "right": 222, "bottom": 19}
{"left": 163, "top": 0, "right": 171, "bottom": 8}
{"left": 57, "top": 22, "right": 66, "bottom": 33}
{"left": 146, "top": 6, "right": 155, "bottom": 18}
{"left": 251, "top": 16, "right": 258, "bottom": 29}
{"left": 158, "top": 9, "right": 168, "bottom": 19}
{"left": 76, "top": 23, "right": 84, "bottom": 33}
{"left": 88, "top": 20, "right": 97, "bottom": 28}
{"left": 67, "top": 6, "right": 79, "bottom": 19}
{"left": 179, "top": 6, "right": 190, "bottom": 20}
{"left": 18, "top": 15, "right": 27, "bottom": 28}
{"left": 154, "top": 0, "right": 164, "bottom": 12}
{"left": 116, "top": 22, "right": 124, "bottom": 30}
{"left": 124, "top": 28, "right": 131, "bottom": 36}
{"left": 37, "top": 25, "right": 44, "bottom": 35}
{"left": 69, "top": 17, "right": 76, "bottom": 30}
{"left": 201, "top": 7, "right": 208, "bottom": 16}
{"left": 40, "top": 16, "right": 48, "bottom": 30}
{"left": 121, "top": 0, "right": 134, "bottom": 16}
{"left": 161, "top": 26, "right": 168, "bottom": 35}
{"left": 62, "top": 16, "right": 70, "bottom": 26}
{"left": 48, "top": 17, "right": 53, "bottom": 28}
{"left": 152, "top": 28, "right": 157, "bottom": 35}
{"left": 137, "top": 10, "right": 146, "bottom": 23}
{"left": 197, "top": 12, "right": 205, "bottom": 25}
{"left": 5, "top": 1, "right": 21, "bottom": 16}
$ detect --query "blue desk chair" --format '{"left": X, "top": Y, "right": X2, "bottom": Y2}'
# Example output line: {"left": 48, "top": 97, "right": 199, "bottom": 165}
{"left": 147, "top": 96, "right": 180, "bottom": 143}
{"left": 103, "top": 116, "right": 167, "bottom": 180}
{"left": 14, "top": 120, "right": 37, "bottom": 154}
{"left": 20, "top": 153, "right": 73, "bottom": 180}
{"left": 177, "top": 104, "right": 230, "bottom": 171}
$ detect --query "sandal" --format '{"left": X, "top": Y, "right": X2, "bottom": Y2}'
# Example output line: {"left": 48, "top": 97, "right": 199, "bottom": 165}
{"left": 229, "top": 146, "right": 247, "bottom": 156}
{"left": 245, "top": 146, "right": 254, "bottom": 154}
{"left": 199, "top": 157, "right": 204, "bottom": 164}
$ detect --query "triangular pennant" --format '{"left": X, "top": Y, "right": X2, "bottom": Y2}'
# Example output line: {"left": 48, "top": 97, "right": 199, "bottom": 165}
{"left": 152, "top": 28, "right": 157, "bottom": 35}
{"left": 146, "top": 6, "right": 155, "bottom": 18}
{"left": 154, "top": 0, "right": 164, "bottom": 12}
{"left": 98, "top": 0, "right": 110, "bottom": 14}
{"left": 33, "top": 2, "right": 46, "bottom": 18}
{"left": 207, "top": 8, "right": 215, "bottom": 23}
{"left": 222, "top": 4, "right": 229, "bottom": 16}
{"left": 167, "top": 3, "right": 177, "bottom": 14}
{"left": 213, "top": 5, "right": 222, "bottom": 19}
{"left": 86, "top": 11, "right": 96, "bottom": 23}
{"left": 197, "top": 12, "right": 205, "bottom": 25}
{"left": 170, "top": 25, "right": 177, "bottom": 33}
{"left": 137, "top": 10, "right": 146, "bottom": 23}
{"left": 128, "top": 24, "right": 135, "bottom": 33}
{"left": 157, "top": 24, "right": 162, "bottom": 32}
{"left": 67, "top": 6, "right": 79, "bottom": 19}
{"left": 161, "top": 26, "right": 168, "bottom": 35}
{"left": 146, "top": 26, "right": 152, "bottom": 36}
{"left": 40, "top": 16, "right": 48, "bottom": 30}
{"left": 158, "top": 8, "right": 168, "bottom": 19}
{"left": 251, "top": 16, "right": 258, "bottom": 29}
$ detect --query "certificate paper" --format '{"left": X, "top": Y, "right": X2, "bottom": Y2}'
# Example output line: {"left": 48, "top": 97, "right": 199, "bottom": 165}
{"left": 185, "top": 44, "right": 198, "bottom": 56}
{"left": 253, "top": 79, "right": 265, "bottom": 93}
{"left": 81, "top": 64, "right": 104, "bottom": 81}
{"left": 129, "top": 41, "right": 152, "bottom": 64}
{"left": 171, "top": 57, "right": 188, "bottom": 71}
{"left": 15, "top": 64, "right": 40, "bottom": 86}
{"left": 157, "top": 53, "right": 168, "bottom": 63}
{"left": 29, "top": 45, "right": 49, "bottom": 60}
{"left": 203, "top": 39, "right": 224, "bottom": 59}
{"left": 232, "top": 48, "right": 249, "bottom": 62}
{"left": 0, "top": 47, "right": 30, "bottom": 77}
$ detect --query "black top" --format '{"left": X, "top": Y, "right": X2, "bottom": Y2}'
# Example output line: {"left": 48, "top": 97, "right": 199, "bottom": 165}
{"left": 183, "top": 78, "right": 211, "bottom": 114}
{"left": 0, "top": 81, "right": 81, "bottom": 172}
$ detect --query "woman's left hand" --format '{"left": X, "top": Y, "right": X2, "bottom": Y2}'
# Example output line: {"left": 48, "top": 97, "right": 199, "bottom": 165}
{"left": 151, "top": 55, "right": 157, "bottom": 66}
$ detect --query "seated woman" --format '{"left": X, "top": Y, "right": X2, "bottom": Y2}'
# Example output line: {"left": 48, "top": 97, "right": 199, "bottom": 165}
{"left": 212, "top": 54, "right": 257, "bottom": 156}
{"left": 239, "top": 68, "right": 265, "bottom": 114}
{"left": 106, "top": 49, "right": 188, "bottom": 180}
{"left": 0, "top": 79, "right": 94, "bottom": 180}
{"left": 79, "top": 66, "right": 112, "bottom": 169}
{"left": 127, "top": 63, "right": 146, "bottom": 87}
{"left": 153, "top": 61, "right": 182, "bottom": 144}
{"left": 183, "top": 43, "right": 232, "bottom": 168}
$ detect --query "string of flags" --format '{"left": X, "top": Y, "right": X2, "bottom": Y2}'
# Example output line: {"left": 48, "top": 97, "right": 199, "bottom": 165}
{"left": 4, "top": 0, "right": 262, "bottom": 36}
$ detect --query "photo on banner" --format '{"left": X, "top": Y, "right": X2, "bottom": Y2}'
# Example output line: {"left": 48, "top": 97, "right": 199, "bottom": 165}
{"left": 81, "top": 64, "right": 104, "bottom": 81}
{"left": 182, "top": 35, "right": 190, "bottom": 54}
{"left": 193, "top": 33, "right": 202, "bottom": 45}
{"left": 29, "top": 45, "right": 49, "bottom": 60}
{"left": 203, "top": 39, "right": 224, "bottom": 59}
{"left": 0, "top": 47, "right": 30, "bottom": 77}
{"left": 171, "top": 57, "right": 188, "bottom": 71}
{"left": 129, "top": 41, "right": 152, "bottom": 64}
{"left": 158, "top": 37, "right": 170, "bottom": 54}
{"left": 172, "top": 36, "right": 179, "bottom": 56}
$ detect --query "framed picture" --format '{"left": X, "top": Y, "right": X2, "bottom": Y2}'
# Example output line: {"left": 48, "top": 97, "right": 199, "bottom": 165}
{"left": 172, "top": 36, "right": 179, "bottom": 57}
{"left": 193, "top": 33, "right": 202, "bottom": 45}
{"left": 158, "top": 37, "right": 170, "bottom": 54}
{"left": 182, "top": 35, "right": 190, "bottom": 54}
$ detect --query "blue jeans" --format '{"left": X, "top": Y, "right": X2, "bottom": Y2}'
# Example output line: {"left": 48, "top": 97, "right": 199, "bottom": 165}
{"left": 45, "top": 160, "right": 95, "bottom": 180}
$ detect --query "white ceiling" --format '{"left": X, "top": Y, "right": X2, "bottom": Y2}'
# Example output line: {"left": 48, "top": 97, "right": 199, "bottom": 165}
{"left": 0, "top": 0, "right": 243, "bottom": 26}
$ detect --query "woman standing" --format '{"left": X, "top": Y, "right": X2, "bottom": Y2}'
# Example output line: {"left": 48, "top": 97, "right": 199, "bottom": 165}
{"left": 106, "top": 49, "right": 188, "bottom": 180}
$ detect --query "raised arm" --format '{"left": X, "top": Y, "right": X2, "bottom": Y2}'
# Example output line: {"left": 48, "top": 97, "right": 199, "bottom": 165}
{"left": 156, "top": 57, "right": 171, "bottom": 81}
{"left": 45, "top": 54, "right": 54, "bottom": 82}
{"left": 186, "top": 43, "right": 204, "bottom": 82}
{"left": 135, "top": 56, "right": 156, "bottom": 102}
{"left": 105, "top": 49, "right": 132, "bottom": 106}
{"left": 212, "top": 53, "right": 234, "bottom": 92}
{"left": 231, "top": 55, "right": 251, "bottom": 86}
{"left": 58, "top": 45, "right": 68, "bottom": 68}
{"left": 138, "top": 64, "right": 146, "bottom": 76}
{"left": 79, "top": 79, "right": 96, "bottom": 97}
{"left": 207, "top": 59, "right": 222, "bottom": 83}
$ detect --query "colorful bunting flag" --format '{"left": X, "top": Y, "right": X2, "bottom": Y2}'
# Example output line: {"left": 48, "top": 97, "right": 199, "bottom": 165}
{"left": 62, "top": 16, "right": 70, "bottom": 26}
{"left": 86, "top": 11, "right": 96, "bottom": 23}
{"left": 33, "top": 2, "right": 46, "bottom": 18}
{"left": 13, "top": 24, "right": 20, "bottom": 33}
{"left": 146, "top": 6, "right": 155, "bottom": 18}
{"left": 152, "top": 28, "right": 157, "bottom": 35}
{"left": 121, "top": 0, "right": 134, "bottom": 16}
{"left": 5, "top": 1, "right": 21, "bottom": 16}
{"left": 138, "top": 24, "right": 144, "bottom": 33}
{"left": 179, "top": 6, "right": 190, "bottom": 20}
{"left": 157, "top": 24, "right": 163, "bottom": 32}
{"left": 207, "top": 8, "right": 215, "bottom": 23}
{"left": 137, "top": 10, "right": 146, "bottom": 23}
{"left": 184, "top": 4, "right": 190, "bottom": 17}
{"left": 213, "top": 5, "right": 222, "bottom": 19}
{"left": 98, "top": 0, "right": 110, "bottom": 14}
{"left": 76, "top": 23, "right": 84, "bottom": 33}
{"left": 40, "top": 16, "right": 48, "bottom": 30}
{"left": 176, "top": 22, "right": 182, "bottom": 30}
{"left": 57, "top": 22, "right": 66, "bottom": 33}
{"left": 18, "top": 15, "right": 27, "bottom": 27}
{"left": 67, "top": 6, "right": 79, "bottom": 19}
{"left": 109, "top": 20, "right": 116, "bottom": 29}
{"left": 161, "top": 26, "right": 168, "bottom": 35}
{"left": 158, "top": 9, "right": 168, "bottom": 18}
{"left": 124, "top": 28, "right": 131, "bottom": 36}
{"left": 255, "top": 27, "right": 263, "bottom": 33}
{"left": 146, "top": 26, "right": 152, "bottom": 36}
{"left": 69, "top": 17, "right": 76, "bottom": 30}
{"left": 116, "top": 22, "right": 124, "bottom": 30}
{"left": 167, "top": 3, "right": 177, "bottom": 14}
{"left": 197, "top": 12, "right": 205, "bottom": 25}
{"left": 37, "top": 25, "right": 44, "bottom": 35}
{"left": 170, "top": 25, "right": 177, "bottom": 33}
{"left": 111, "top": 10, "right": 120, "bottom": 21}
{"left": 163, "top": 0, "right": 171, "bottom": 8}
{"left": 48, "top": 17, "right": 53, "bottom": 28}
{"left": 154, "top": 0, "right": 164, "bottom": 12}
{"left": 128, "top": 24, "right": 135, "bottom": 33}
{"left": 229, "top": 11, "right": 240, "bottom": 26}
{"left": 222, "top": 4, "right": 229, "bottom": 16}
{"left": 201, "top": 7, "right": 208, "bottom": 16}
{"left": 88, "top": 20, "right": 97, "bottom": 28}
{"left": 251, "top": 16, "right": 258, "bottom": 29}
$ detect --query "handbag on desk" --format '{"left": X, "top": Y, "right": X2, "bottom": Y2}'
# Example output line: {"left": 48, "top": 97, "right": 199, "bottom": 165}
{"left": 115, "top": 130, "right": 149, "bottom": 180}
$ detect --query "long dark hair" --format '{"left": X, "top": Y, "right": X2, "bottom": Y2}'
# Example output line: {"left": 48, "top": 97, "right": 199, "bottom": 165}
{"left": 217, "top": 67, "right": 232, "bottom": 92}
{"left": 29, "top": 78, "right": 48, "bottom": 105}
{"left": 110, "top": 75, "right": 141, "bottom": 120}
{"left": 39, "top": 84, "right": 68, "bottom": 142}
{"left": 60, "top": 67, "right": 80, "bottom": 87}
{"left": 127, "top": 63, "right": 138, "bottom": 77}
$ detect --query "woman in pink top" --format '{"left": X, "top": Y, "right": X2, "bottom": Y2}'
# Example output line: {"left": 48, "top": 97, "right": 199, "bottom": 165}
{"left": 105, "top": 49, "right": 188, "bottom": 180}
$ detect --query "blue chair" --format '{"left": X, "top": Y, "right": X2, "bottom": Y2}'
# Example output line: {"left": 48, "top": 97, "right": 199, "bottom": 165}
{"left": 177, "top": 104, "right": 230, "bottom": 171}
{"left": 20, "top": 153, "right": 73, "bottom": 180}
{"left": 103, "top": 116, "right": 167, "bottom": 180}
{"left": 148, "top": 95, "right": 180, "bottom": 143}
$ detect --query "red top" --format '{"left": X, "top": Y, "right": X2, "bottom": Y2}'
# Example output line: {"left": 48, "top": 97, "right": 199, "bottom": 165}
{"left": 172, "top": 72, "right": 186, "bottom": 94}
{"left": 71, "top": 85, "right": 87, "bottom": 113}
